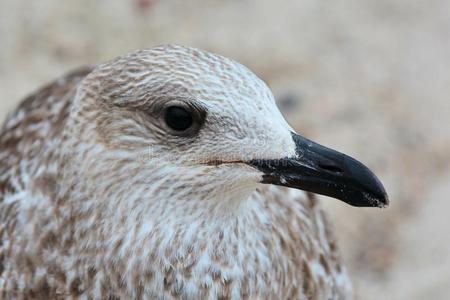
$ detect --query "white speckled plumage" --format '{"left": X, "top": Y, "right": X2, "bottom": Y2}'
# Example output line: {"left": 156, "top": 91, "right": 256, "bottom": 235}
{"left": 0, "top": 45, "right": 352, "bottom": 299}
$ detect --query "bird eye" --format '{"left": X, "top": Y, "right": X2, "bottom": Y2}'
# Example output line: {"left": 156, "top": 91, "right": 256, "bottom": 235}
{"left": 164, "top": 106, "right": 194, "bottom": 132}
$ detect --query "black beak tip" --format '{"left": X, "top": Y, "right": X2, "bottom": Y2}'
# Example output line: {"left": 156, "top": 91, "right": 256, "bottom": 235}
{"left": 370, "top": 177, "right": 389, "bottom": 208}
{"left": 368, "top": 182, "right": 389, "bottom": 208}
{"left": 329, "top": 182, "right": 389, "bottom": 208}
{"left": 342, "top": 156, "right": 389, "bottom": 208}
{"left": 359, "top": 189, "right": 389, "bottom": 208}
{"left": 378, "top": 192, "right": 390, "bottom": 208}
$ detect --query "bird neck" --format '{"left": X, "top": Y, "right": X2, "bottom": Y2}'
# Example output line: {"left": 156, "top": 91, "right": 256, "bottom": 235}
{"left": 97, "top": 187, "right": 279, "bottom": 297}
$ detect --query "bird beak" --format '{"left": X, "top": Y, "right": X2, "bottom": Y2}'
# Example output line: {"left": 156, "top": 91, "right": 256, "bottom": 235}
{"left": 247, "top": 133, "right": 389, "bottom": 207}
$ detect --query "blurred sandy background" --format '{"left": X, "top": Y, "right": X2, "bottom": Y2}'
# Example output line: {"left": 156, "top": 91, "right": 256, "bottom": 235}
{"left": 1, "top": 0, "right": 449, "bottom": 299}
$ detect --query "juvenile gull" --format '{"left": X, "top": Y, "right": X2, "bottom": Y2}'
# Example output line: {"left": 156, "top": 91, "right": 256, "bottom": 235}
{"left": 0, "top": 45, "right": 388, "bottom": 299}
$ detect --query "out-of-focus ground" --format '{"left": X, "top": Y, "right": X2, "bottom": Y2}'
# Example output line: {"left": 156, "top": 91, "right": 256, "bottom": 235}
{"left": 1, "top": 0, "right": 449, "bottom": 299}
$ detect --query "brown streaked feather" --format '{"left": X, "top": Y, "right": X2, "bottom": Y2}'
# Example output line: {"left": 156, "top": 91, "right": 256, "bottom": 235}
{"left": 0, "top": 67, "right": 92, "bottom": 198}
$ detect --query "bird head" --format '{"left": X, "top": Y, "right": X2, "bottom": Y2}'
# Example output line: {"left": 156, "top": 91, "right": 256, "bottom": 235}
{"left": 69, "top": 45, "right": 388, "bottom": 214}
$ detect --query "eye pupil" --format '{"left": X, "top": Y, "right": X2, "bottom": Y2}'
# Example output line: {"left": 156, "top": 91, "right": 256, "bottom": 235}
{"left": 164, "top": 106, "right": 194, "bottom": 131}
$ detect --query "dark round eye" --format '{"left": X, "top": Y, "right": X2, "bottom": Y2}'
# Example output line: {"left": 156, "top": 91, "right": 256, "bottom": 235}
{"left": 164, "top": 106, "right": 194, "bottom": 132}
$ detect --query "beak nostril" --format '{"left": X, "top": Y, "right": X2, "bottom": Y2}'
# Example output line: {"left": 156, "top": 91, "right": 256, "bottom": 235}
{"left": 318, "top": 163, "right": 343, "bottom": 174}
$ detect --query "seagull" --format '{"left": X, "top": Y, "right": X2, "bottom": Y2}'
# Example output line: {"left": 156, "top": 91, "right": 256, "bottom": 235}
{"left": 0, "top": 45, "right": 388, "bottom": 299}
